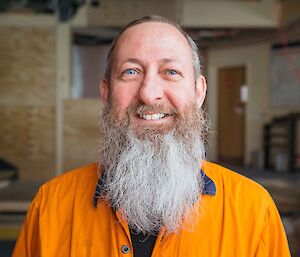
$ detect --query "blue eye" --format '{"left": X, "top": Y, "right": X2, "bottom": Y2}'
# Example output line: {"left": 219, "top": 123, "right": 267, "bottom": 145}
{"left": 166, "top": 69, "right": 179, "bottom": 75}
{"left": 124, "top": 69, "right": 137, "bottom": 75}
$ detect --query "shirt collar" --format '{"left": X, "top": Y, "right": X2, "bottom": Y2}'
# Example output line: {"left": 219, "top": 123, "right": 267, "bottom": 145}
{"left": 94, "top": 169, "right": 216, "bottom": 208}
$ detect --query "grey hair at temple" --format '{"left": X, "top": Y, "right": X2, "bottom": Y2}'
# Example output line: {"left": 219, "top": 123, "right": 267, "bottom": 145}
{"left": 104, "top": 15, "right": 202, "bottom": 81}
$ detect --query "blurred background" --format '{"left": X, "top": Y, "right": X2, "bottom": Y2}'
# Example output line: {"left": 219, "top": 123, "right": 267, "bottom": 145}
{"left": 0, "top": 0, "right": 299, "bottom": 256}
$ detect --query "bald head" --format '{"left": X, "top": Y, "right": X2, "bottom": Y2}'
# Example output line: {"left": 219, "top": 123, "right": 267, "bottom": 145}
{"left": 104, "top": 15, "right": 201, "bottom": 81}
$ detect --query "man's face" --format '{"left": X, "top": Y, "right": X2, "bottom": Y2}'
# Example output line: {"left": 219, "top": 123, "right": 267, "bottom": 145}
{"left": 99, "top": 21, "right": 208, "bottom": 233}
{"left": 100, "top": 21, "right": 206, "bottom": 133}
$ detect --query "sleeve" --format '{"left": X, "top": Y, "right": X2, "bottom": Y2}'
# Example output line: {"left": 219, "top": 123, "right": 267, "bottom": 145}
{"left": 255, "top": 193, "right": 291, "bottom": 257}
{"left": 12, "top": 189, "right": 42, "bottom": 257}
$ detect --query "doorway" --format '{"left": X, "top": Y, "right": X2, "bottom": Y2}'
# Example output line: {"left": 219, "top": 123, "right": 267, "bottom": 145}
{"left": 218, "top": 66, "right": 246, "bottom": 166}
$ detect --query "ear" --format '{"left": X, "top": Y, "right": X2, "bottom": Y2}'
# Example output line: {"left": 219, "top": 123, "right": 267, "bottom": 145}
{"left": 195, "top": 75, "right": 207, "bottom": 107}
{"left": 100, "top": 79, "right": 109, "bottom": 103}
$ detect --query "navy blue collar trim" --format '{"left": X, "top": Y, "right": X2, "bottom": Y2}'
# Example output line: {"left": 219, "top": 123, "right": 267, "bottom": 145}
{"left": 200, "top": 170, "right": 216, "bottom": 196}
{"left": 94, "top": 170, "right": 216, "bottom": 208}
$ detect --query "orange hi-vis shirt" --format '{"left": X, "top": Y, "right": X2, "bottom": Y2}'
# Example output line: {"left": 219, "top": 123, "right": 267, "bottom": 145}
{"left": 13, "top": 161, "right": 291, "bottom": 257}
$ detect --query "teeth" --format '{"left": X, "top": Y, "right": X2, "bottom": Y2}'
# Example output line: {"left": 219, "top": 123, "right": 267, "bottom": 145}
{"left": 139, "top": 113, "right": 166, "bottom": 120}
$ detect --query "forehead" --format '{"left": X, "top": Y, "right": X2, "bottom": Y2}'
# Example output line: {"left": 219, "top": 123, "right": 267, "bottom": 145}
{"left": 113, "top": 22, "right": 193, "bottom": 63}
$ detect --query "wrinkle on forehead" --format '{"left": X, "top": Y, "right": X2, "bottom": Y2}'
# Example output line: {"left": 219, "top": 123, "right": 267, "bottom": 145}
{"left": 112, "top": 21, "right": 193, "bottom": 70}
{"left": 115, "top": 22, "right": 191, "bottom": 52}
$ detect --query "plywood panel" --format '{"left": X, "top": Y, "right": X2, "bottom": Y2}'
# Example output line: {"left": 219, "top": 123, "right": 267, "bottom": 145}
{"left": 63, "top": 99, "right": 102, "bottom": 171}
{"left": 0, "top": 26, "right": 56, "bottom": 181}
{"left": 0, "top": 27, "right": 55, "bottom": 107}
{"left": 0, "top": 106, "right": 55, "bottom": 181}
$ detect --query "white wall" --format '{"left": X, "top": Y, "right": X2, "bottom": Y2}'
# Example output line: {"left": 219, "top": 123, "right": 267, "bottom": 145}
{"left": 207, "top": 42, "right": 300, "bottom": 165}
{"left": 207, "top": 43, "right": 271, "bottom": 165}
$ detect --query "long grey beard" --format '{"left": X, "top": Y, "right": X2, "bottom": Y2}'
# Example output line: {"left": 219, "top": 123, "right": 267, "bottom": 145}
{"left": 99, "top": 104, "right": 208, "bottom": 234}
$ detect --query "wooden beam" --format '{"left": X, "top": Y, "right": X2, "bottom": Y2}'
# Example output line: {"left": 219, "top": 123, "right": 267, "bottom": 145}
{"left": 55, "top": 24, "right": 72, "bottom": 175}
{"left": 0, "top": 14, "right": 55, "bottom": 27}
{"left": 182, "top": 0, "right": 277, "bottom": 28}
{"left": 0, "top": 201, "right": 30, "bottom": 212}
{"left": 86, "top": 0, "right": 182, "bottom": 26}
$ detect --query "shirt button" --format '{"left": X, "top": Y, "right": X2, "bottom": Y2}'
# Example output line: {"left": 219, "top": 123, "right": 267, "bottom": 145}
{"left": 121, "top": 245, "right": 130, "bottom": 254}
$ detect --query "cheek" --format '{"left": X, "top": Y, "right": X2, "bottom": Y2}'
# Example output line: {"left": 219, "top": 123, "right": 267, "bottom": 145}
{"left": 111, "top": 86, "right": 138, "bottom": 112}
{"left": 165, "top": 86, "right": 196, "bottom": 110}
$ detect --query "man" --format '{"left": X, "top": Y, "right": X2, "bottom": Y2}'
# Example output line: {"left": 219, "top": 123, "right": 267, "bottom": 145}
{"left": 13, "top": 15, "right": 290, "bottom": 257}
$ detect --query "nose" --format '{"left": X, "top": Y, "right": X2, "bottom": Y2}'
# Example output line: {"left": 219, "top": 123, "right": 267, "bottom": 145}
{"left": 138, "top": 72, "right": 163, "bottom": 106}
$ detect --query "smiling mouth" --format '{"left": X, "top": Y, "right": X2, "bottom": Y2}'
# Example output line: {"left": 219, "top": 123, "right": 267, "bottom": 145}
{"left": 137, "top": 113, "right": 172, "bottom": 120}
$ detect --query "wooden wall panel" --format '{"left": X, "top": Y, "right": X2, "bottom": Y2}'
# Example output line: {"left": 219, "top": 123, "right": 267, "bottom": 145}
{"left": 0, "top": 26, "right": 55, "bottom": 181}
{"left": 0, "top": 107, "right": 55, "bottom": 181}
{"left": 0, "top": 27, "right": 55, "bottom": 107}
{"left": 63, "top": 99, "right": 102, "bottom": 172}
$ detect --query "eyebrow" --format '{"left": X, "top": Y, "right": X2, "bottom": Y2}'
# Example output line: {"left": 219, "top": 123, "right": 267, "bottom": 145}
{"left": 121, "top": 58, "right": 180, "bottom": 66}
{"left": 121, "top": 58, "right": 142, "bottom": 66}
